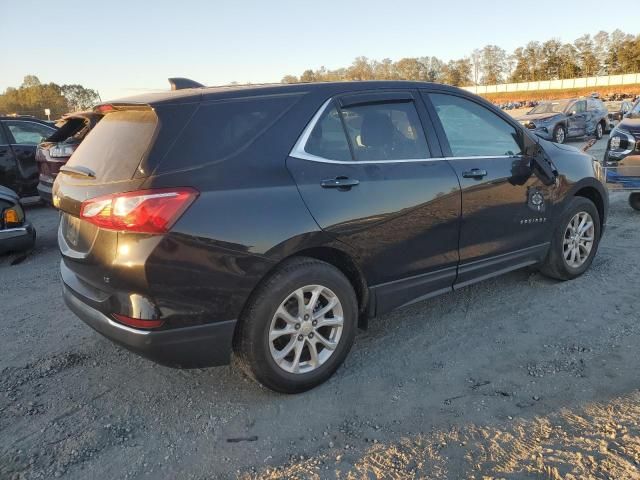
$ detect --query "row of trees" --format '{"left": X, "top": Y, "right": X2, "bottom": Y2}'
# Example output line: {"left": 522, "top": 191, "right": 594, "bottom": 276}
{"left": 282, "top": 30, "right": 640, "bottom": 87}
{"left": 0, "top": 75, "right": 100, "bottom": 119}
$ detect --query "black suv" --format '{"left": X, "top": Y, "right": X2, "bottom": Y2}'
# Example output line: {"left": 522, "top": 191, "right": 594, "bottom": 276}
{"left": 54, "top": 81, "right": 608, "bottom": 393}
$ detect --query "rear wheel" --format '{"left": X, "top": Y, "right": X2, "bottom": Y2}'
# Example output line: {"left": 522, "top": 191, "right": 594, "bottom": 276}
{"left": 553, "top": 125, "right": 566, "bottom": 144}
{"left": 595, "top": 121, "right": 604, "bottom": 140}
{"left": 235, "top": 257, "right": 357, "bottom": 393}
{"left": 630, "top": 193, "right": 640, "bottom": 211}
{"left": 541, "top": 197, "right": 601, "bottom": 281}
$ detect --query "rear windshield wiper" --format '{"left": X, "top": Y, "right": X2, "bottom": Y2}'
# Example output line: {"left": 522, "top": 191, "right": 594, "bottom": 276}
{"left": 59, "top": 165, "right": 96, "bottom": 179}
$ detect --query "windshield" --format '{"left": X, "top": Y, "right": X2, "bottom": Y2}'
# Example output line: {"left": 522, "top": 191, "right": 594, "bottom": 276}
{"left": 529, "top": 100, "right": 572, "bottom": 115}
{"left": 606, "top": 102, "right": 622, "bottom": 112}
{"left": 630, "top": 101, "right": 640, "bottom": 117}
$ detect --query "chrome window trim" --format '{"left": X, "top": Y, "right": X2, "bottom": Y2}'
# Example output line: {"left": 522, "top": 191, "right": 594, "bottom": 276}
{"left": 289, "top": 97, "right": 522, "bottom": 165}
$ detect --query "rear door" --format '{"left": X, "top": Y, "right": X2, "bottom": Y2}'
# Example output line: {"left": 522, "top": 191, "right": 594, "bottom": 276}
{"left": 287, "top": 91, "right": 461, "bottom": 314}
{"left": 422, "top": 90, "right": 555, "bottom": 288}
{"left": 2, "top": 120, "right": 56, "bottom": 196}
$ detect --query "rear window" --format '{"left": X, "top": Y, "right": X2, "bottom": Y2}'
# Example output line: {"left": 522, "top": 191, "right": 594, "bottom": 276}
{"left": 158, "top": 94, "right": 301, "bottom": 172}
{"left": 66, "top": 109, "right": 157, "bottom": 182}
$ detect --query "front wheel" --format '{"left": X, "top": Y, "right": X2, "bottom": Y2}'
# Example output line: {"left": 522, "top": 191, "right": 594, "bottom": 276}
{"left": 234, "top": 257, "right": 357, "bottom": 393}
{"left": 553, "top": 125, "right": 566, "bottom": 144}
{"left": 541, "top": 197, "right": 601, "bottom": 281}
{"left": 630, "top": 193, "right": 640, "bottom": 211}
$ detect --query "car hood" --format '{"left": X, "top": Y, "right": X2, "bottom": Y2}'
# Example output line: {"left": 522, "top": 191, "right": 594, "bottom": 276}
{"left": 616, "top": 117, "right": 640, "bottom": 134}
{"left": 516, "top": 112, "right": 563, "bottom": 122}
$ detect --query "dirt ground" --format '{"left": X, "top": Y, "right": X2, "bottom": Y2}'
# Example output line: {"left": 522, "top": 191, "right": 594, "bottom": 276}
{"left": 2, "top": 136, "right": 640, "bottom": 479}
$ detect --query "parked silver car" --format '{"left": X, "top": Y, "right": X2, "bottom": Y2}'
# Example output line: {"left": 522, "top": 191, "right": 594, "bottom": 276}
{"left": 516, "top": 98, "right": 608, "bottom": 144}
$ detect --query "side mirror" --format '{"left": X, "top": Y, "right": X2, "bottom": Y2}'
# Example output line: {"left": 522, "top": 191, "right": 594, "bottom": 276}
{"left": 567, "top": 111, "right": 575, "bottom": 117}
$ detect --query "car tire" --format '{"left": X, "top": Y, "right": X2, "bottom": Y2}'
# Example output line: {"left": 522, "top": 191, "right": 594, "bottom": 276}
{"left": 552, "top": 125, "right": 566, "bottom": 144}
{"left": 234, "top": 257, "right": 357, "bottom": 393}
{"left": 541, "top": 196, "right": 601, "bottom": 281}
{"left": 629, "top": 193, "right": 640, "bottom": 211}
{"left": 595, "top": 121, "right": 604, "bottom": 140}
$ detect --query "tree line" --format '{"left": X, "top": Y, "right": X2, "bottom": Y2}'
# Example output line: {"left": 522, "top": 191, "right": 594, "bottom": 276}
{"left": 281, "top": 30, "right": 640, "bottom": 87}
{"left": 0, "top": 75, "right": 100, "bottom": 119}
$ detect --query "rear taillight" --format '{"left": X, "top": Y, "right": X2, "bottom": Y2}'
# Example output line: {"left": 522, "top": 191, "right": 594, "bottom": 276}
{"left": 80, "top": 188, "right": 198, "bottom": 234}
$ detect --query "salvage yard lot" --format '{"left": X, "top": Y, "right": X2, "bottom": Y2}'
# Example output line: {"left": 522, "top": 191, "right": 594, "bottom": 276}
{"left": 2, "top": 137, "right": 640, "bottom": 479}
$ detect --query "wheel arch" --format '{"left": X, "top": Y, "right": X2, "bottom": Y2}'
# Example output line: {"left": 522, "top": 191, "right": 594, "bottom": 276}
{"left": 574, "top": 185, "right": 606, "bottom": 234}
{"left": 288, "top": 246, "right": 370, "bottom": 328}
{"left": 232, "top": 244, "right": 370, "bottom": 352}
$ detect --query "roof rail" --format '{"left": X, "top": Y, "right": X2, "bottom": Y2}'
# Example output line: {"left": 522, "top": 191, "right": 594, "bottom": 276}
{"left": 168, "top": 78, "right": 205, "bottom": 90}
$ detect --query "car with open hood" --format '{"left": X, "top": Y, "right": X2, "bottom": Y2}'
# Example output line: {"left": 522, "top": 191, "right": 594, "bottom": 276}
{"left": 36, "top": 111, "right": 103, "bottom": 204}
{"left": 516, "top": 98, "right": 608, "bottom": 144}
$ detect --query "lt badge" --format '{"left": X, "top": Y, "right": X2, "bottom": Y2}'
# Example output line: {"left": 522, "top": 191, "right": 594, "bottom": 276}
{"left": 527, "top": 188, "right": 545, "bottom": 212}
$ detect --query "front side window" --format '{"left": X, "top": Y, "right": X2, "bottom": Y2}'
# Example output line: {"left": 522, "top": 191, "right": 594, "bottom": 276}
{"left": 304, "top": 104, "right": 351, "bottom": 161}
{"left": 429, "top": 93, "right": 522, "bottom": 157}
{"left": 339, "top": 102, "right": 429, "bottom": 161}
{"left": 572, "top": 101, "right": 586, "bottom": 114}
{"left": 5, "top": 121, "right": 55, "bottom": 144}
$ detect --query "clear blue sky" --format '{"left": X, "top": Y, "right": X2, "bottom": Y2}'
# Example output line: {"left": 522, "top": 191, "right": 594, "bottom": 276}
{"left": 2, "top": 0, "right": 636, "bottom": 100}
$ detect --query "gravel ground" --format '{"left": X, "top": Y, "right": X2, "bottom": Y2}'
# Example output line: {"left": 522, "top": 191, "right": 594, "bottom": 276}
{"left": 2, "top": 136, "right": 640, "bottom": 479}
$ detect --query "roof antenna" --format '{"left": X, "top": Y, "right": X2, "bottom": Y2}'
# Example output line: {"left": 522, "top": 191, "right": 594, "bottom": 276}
{"left": 168, "top": 78, "right": 205, "bottom": 90}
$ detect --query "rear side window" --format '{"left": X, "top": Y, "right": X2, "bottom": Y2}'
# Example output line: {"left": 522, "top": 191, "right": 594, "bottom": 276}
{"left": 340, "top": 102, "right": 429, "bottom": 161}
{"left": 304, "top": 104, "right": 351, "bottom": 161}
{"left": 429, "top": 93, "right": 521, "bottom": 157}
{"left": 161, "top": 94, "right": 301, "bottom": 171}
{"left": 66, "top": 109, "right": 158, "bottom": 182}
{"left": 5, "top": 121, "right": 55, "bottom": 145}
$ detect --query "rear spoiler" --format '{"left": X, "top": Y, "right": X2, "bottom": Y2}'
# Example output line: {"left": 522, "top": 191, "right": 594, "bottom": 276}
{"left": 168, "top": 78, "right": 204, "bottom": 90}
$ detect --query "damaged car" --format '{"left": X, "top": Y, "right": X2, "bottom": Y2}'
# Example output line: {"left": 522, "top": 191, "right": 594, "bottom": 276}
{"left": 516, "top": 98, "right": 608, "bottom": 144}
{"left": 36, "top": 111, "right": 103, "bottom": 204}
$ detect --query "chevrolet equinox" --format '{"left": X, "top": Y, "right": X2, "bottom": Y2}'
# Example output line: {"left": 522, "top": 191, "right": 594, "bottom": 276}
{"left": 54, "top": 80, "right": 608, "bottom": 393}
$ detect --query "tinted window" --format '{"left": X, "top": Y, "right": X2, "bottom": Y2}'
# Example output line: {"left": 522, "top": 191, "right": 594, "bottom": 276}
{"left": 162, "top": 94, "right": 301, "bottom": 171}
{"left": 5, "top": 121, "right": 55, "bottom": 144}
{"left": 339, "top": 102, "right": 428, "bottom": 161}
{"left": 304, "top": 103, "right": 351, "bottom": 161}
{"left": 66, "top": 109, "right": 158, "bottom": 182}
{"left": 0, "top": 124, "right": 7, "bottom": 144}
{"left": 429, "top": 93, "right": 522, "bottom": 157}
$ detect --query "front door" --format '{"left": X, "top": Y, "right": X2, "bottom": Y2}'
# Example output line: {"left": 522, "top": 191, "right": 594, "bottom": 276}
{"left": 567, "top": 100, "right": 587, "bottom": 138}
{"left": 0, "top": 123, "right": 19, "bottom": 193}
{"left": 422, "top": 91, "right": 556, "bottom": 288}
{"left": 2, "top": 120, "right": 55, "bottom": 196}
{"left": 287, "top": 92, "right": 461, "bottom": 314}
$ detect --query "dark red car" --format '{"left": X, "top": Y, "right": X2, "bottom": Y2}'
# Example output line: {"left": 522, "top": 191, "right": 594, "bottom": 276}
{"left": 36, "top": 112, "right": 102, "bottom": 203}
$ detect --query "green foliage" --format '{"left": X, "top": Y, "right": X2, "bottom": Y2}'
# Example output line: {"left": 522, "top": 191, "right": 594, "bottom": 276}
{"left": 0, "top": 75, "right": 100, "bottom": 119}
{"left": 282, "top": 30, "right": 640, "bottom": 87}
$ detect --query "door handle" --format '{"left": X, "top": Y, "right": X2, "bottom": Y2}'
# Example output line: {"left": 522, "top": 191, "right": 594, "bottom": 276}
{"left": 462, "top": 169, "right": 488, "bottom": 179}
{"left": 320, "top": 176, "right": 360, "bottom": 189}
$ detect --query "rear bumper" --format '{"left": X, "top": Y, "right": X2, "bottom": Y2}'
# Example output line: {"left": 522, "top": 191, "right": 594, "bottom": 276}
{"left": 37, "top": 176, "right": 54, "bottom": 204}
{"left": 62, "top": 281, "right": 237, "bottom": 368}
{"left": 0, "top": 223, "right": 36, "bottom": 253}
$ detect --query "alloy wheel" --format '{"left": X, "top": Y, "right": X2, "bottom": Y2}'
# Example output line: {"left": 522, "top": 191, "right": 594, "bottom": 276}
{"left": 563, "top": 211, "right": 595, "bottom": 268}
{"left": 555, "top": 127, "right": 565, "bottom": 143}
{"left": 596, "top": 123, "right": 603, "bottom": 139}
{"left": 268, "top": 285, "right": 344, "bottom": 374}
